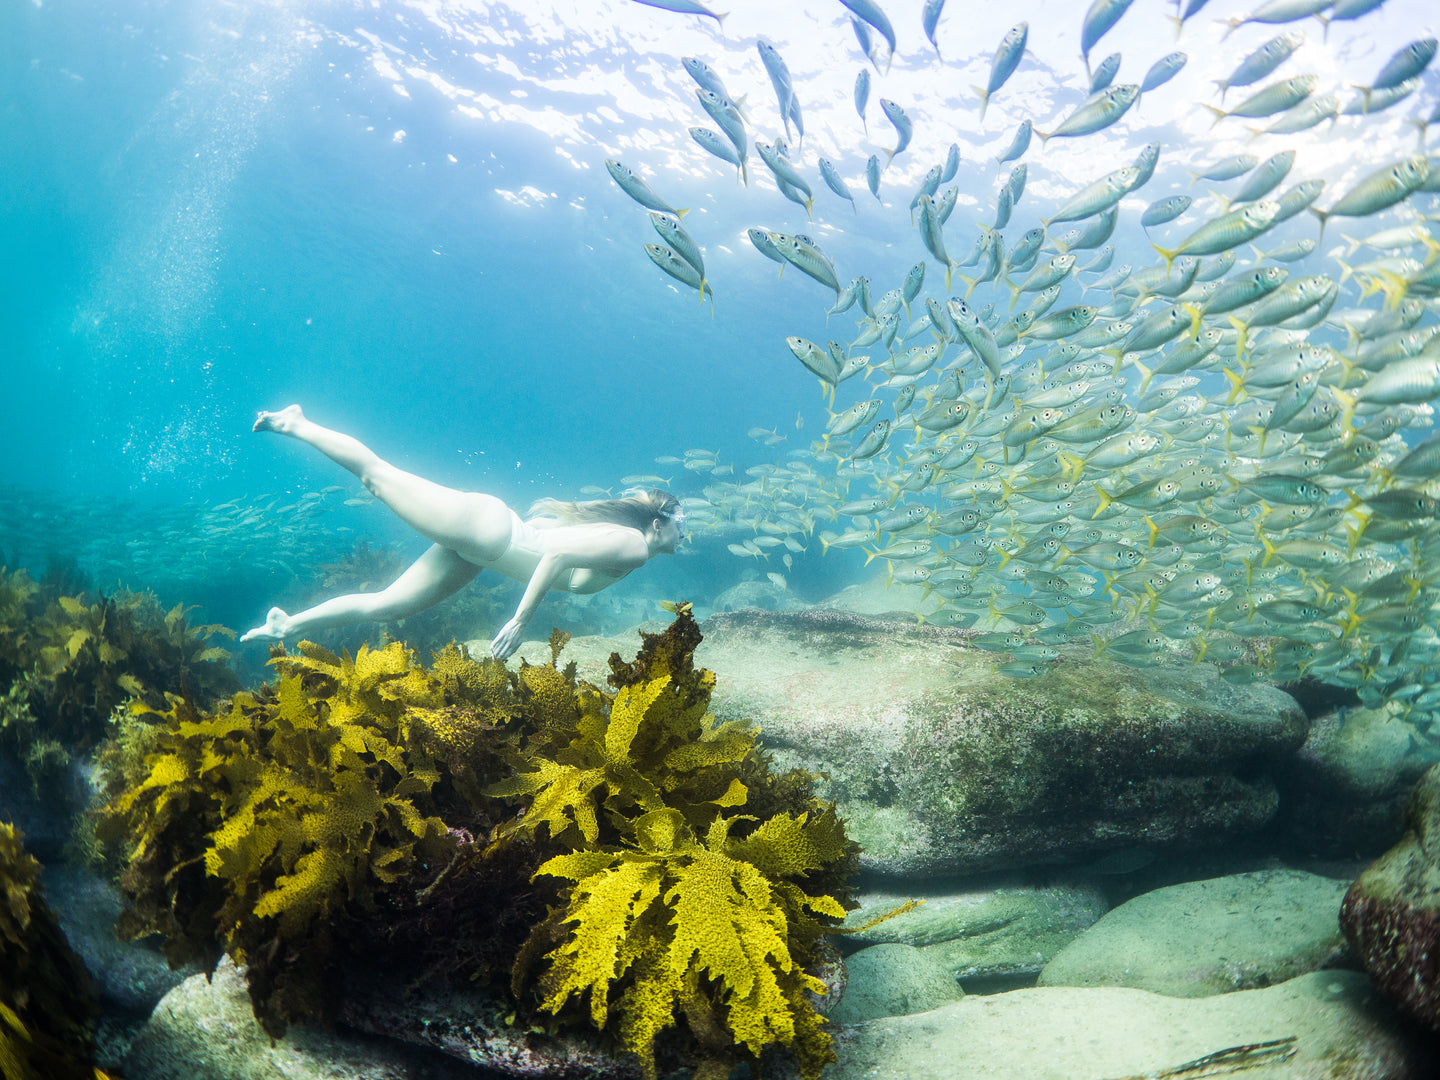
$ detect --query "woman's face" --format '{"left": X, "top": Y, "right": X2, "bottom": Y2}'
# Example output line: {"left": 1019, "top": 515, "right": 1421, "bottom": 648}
{"left": 650, "top": 515, "right": 683, "bottom": 554}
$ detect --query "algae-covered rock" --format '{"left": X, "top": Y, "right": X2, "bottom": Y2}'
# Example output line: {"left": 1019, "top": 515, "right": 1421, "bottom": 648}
{"left": 1340, "top": 763, "right": 1440, "bottom": 1034}
{"left": 0, "top": 821, "right": 103, "bottom": 1080}
{"left": 844, "top": 881, "right": 1108, "bottom": 979}
{"left": 1038, "top": 869, "right": 1350, "bottom": 997}
{"left": 692, "top": 609, "right": 1307, "bottom": 877}
{"left": 829, "top": 943, "right": 964, "bottom": 1024}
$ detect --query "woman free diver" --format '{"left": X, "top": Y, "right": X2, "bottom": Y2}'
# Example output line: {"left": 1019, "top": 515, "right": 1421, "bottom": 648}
{"left": 239, "top": 405, "right": 685, "bottom": 659}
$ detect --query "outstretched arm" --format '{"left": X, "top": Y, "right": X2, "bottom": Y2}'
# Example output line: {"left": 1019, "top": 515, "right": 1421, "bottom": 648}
{"left": 489, "top": 527, "right": 651, "bottom": 659}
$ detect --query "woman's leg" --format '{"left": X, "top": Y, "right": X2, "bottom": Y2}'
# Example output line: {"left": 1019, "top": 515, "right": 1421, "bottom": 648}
{"left": 252, "top": 405, "right": 512, "bottom": 562}
{"left": 240, "top": 544, "right": 481, "bottom": 641}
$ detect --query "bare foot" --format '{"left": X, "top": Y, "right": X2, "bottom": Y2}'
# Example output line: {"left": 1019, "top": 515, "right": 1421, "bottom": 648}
{"left": 253, "top": 404, "right": 305, "bottom": 434}
{"left": 240, "top": 607, "right": 292, "bottom": 642}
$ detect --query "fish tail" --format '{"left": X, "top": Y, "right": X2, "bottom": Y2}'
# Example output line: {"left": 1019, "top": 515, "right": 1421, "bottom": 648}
{"left": 1182, "top": 303, "right": 1204, "bottom": 339}
{"left": 1144, "top": 586, "right": 1160, "bottom": 628}
{"left": 1059, "top": 452, "right": 1086, "bottom": 484}
{"left": 739, "top": 160, "right": 748, "bottom": 186}
{"left": 862, "top": 546, "right": 880, "bottom": 566}
{"left": 1257, "top": 529, "right": 1278, "bottom": 569}
{"left": 675, "top": 207, "right": 691, "bottom": 221}
{"left": 1310, "top": 206, "right": 1329, "bottom": 245}
{"left": 1144, "top": 514, "right": 1160, "bottom": 551}
{"left": 1374, "top": 268, "right": 1411, "bottom": 311}
{"left": 1034, "top": 129, "right": 1051, "bottom": 149}
{"left": 1092, "top": 484, "right": 1115, "bottom": 519}
{"left": 1222, "top": 368, "right": 1247, "bottom": 405}
{"left": 713, "top": 10, "right": 728, "bottom": 32}
{"left": 1340, "top": 233, "right": 1363, "bottom": 261}
{"left": 1248, "top": 424, "right": 1268, "bottom": 456}
{"left": 945, "top": 263, "right": 953, "bottom": 292}
{"left": 1219, "top": 15, "right": 1245, "bottom": 40}
{"left": 973, "top": 85, "right": 989, "bottom": 124}
{"left": 1209, "top": 189, "right": 1232, "bottom": 215}
{"left": 1200, "top": 104, "right": 1227, "bottom": 129}
{"left": 960, "top": 274, "right": 979, "bottom": 300}
{"left": 1227, "top": 314, "right": 1249, "bottom": 363}
{"left": 1332, "top": 388, "right": 1358, "bottom": 440}
{"left": 1133, "top": 359, "right": 1155, "bottom": 395}
{"left": 1344, "top": 511, "right": 1371, "bottom": 556}
{"left": 804, "top": 195, "right": 816, "bottom": 220}
{"left": 1151, "top": 242, "right": 1178, "bottom": 277}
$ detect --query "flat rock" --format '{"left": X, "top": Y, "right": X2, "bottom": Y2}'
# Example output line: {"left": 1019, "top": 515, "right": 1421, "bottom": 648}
{"left": 122, "top": 958, "right": 483, "bottom": 1080}
{"left": 1039, "top": 869, "right": 1351, "bottom": 997}
{"left": 845, "top": 881, "right": 1108, "bottom": 979}
{"left": 686, "top": 609, "right": 1307, "bottom": 877}
{"left": 808, "top": 972, "right": 1435, "bottom": 1080}
{"left": 829, "top": 943, "right": 964, "bottom": 1025}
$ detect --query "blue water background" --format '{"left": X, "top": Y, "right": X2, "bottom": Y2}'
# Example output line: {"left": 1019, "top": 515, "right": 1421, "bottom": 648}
{"left": 1, "top": 0, "right": 1435, "bottom": 646}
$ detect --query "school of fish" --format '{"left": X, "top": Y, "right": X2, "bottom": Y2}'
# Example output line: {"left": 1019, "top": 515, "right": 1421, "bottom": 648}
{"left": 609, "top": 0, "right": 1440, "bottom": 723}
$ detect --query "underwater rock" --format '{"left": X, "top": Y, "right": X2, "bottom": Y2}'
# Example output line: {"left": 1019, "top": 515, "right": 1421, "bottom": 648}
{"left": 844, "top": 881, "right": 1108, "bottom": 980}
{"left": 42, "top": 863, "right": 193, "bottom": 1016}
{"left": 122, "top": 957, "right": 482, "bottom": 1080}
{"left": 828, "top": 943, "right": 964, "bottom": 1025}
{"left": 695, "top": 609, "right": 1308, "bottom": 877}
{"left": 711, "top": 577, "right": 807, "bottom": 613}
{"left": 1038, "top": 869, "right": 1351, "bottom": 997}
{"left": 1278, "top": 706, "right": 1432, "bottom": 857}
{"left": 1340, "top": 763, "right": 1440, "bottom": 1034}
{"left": 801, "top": 972, "right": 1436, "bottom": 1080}
{"left": 337, "top": 982, "right": 643, "bottom": 1079}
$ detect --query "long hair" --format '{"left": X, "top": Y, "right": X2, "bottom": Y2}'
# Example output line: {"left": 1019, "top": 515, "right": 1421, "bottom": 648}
{"left": 526, "top": 487, "right": 681, "bottom": 532}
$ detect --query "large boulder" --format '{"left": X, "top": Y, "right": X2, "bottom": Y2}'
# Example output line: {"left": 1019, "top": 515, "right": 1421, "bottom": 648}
{"left": 1340, "top": 763, "right": 1440, "bottom": 1034}
{"left": 844, "top": 881, "right": 1108, "bottom": 979}
{"left": 42, "top": 863, "right": 193, "bottom": 1016}
{"left": 686, "top": 609, "right": 1307, "bottom": 877}
{"left": 828, "top": 943, "right": 964, "bottom": 1025}
{"left": 121, "top": 958, "right": 484, "bottom": 1080}
{"left": 1039, "top": 869, "right": 1351, "bottom": 997}
{"left": 808, "top": 972, "right": 1436, "bottom": 1079}
{"left": 1279, "top": 705, "right": 1431, "bottom": 857}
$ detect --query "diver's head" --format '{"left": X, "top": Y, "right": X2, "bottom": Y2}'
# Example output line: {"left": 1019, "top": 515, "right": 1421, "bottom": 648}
{"left": 526, "top": 487, "right": 684, "bottom": 552}
{"left": 625, "top": 487, "right": 685, "bottom": 553}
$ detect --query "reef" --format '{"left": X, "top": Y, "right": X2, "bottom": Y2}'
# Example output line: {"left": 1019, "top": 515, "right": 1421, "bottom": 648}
{"left": 98, "top": 606, "right": 858, "bottom": 1080}
{"left": 0, "top": 821, "right": 107, "bottom": 1080}
{"left": 0, "top": 565, "right": 238, "bottom": 792}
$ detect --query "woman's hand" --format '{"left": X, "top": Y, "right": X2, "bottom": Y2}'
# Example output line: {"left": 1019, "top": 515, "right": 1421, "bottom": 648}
{"left": 490, "top": 617, "right": 526, "bottom": 660}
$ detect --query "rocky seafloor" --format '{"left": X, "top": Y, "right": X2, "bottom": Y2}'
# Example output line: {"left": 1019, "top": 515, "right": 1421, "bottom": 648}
{"left": 6, "top": 588, "right": 1440, "bottom": 1079}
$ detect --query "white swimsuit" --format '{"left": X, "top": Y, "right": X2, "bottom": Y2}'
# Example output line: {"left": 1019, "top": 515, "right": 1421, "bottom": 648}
{"left": 481, "top": 511, "right": 631, "bottom": 594}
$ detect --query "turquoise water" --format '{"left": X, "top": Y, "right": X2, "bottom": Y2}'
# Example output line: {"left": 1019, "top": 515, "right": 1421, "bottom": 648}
{"left": 2, "top": 0, "right": 1437, "bottom": 679}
